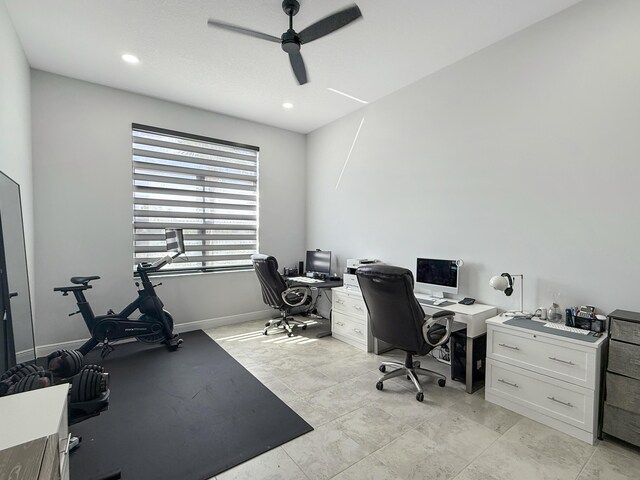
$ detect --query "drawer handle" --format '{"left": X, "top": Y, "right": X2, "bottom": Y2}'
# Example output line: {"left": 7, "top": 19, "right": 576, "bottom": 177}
{"left": 353, "top": 328, "right": 362, "bottom": 334}
{"left": 547, "top": 396, "right": 573, "bottom": 407}
{"left": 336, "top": 299, "right": 345, "bottom": 304}
{"left": 61, "top": 432, "right": 72, "bottom": 455}
{"left": 548, "top": 356, "right": 575, "bottom": 366}
{"left": 499, "top": 343, "right": 520, "bottom": 351}
{"left": 336, "top": 322, "right": 345, "bottom": 327}
{"left": 498, "top": 378, "right": 519, "bottom": 388}
{"left": 354, "top": 306, "right": 363, "bottom": 311}
{"left": 60, "top": 433, "right": 72, "bottom": 474}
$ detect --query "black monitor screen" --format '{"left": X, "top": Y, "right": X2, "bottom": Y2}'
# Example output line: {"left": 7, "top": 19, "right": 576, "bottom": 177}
{"left": 306, "top": 250, "right": 331, "bottom": 275}
{"left": 416, "top": 258, "right": 458, "bottom": 288}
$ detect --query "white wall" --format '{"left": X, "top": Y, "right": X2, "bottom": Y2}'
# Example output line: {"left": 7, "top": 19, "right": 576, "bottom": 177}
{"left": 0, "top": 1, "right": 33, "bottom": 291}
{"left": 31, "top": 71, "right": 306, "bottom": 348}
{"left": 306, "top": 0, "right": 640, "bottom": 316}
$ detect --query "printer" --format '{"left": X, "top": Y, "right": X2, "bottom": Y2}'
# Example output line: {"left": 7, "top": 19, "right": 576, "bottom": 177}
{"left": 344, "top": 258, "right": 381, "bottom": 290}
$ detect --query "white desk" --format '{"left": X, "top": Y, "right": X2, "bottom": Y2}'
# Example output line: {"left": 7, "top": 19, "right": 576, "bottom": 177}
{"left": 332, "top": 287, "right": 497, "bottom": 393}
{"left": 415, "top": 293, "right": 497, "bottom": 393}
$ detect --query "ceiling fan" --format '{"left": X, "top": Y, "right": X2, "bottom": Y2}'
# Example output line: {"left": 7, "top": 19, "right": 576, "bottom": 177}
{"left": 207, "top": 0, "right": 363, "bottom": 85}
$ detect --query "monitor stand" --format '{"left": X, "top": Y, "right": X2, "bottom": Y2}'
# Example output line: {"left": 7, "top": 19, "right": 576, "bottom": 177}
{"left": 415, "top": 289, "right": 444, "bottom": 301}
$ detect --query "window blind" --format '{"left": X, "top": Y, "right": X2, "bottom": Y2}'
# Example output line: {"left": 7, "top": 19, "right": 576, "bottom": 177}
{"left": 132, "top": 124, "right": 259, "bottom": 274}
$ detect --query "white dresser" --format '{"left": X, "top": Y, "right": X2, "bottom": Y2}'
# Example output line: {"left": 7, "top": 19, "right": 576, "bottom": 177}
{"left": 331, "top": 286, "right": 374, "bottom": 352}
{"left": 332, "top": 286, "right": 392, "bottom": 354}
{"left": 485, "top": 316, "right": 607, "bottom": 444}
{"left": 0, "top": 384, "right": 70, "bottom": 479}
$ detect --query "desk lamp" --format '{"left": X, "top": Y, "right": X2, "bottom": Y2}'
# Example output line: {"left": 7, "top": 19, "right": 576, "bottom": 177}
{"left": 489, "top": 273, "right": 532, "bottom": 318}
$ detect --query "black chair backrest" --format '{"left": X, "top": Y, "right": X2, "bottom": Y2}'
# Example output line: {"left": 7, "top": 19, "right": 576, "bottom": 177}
{"left": 251, "top": 254, "right": 287, "bottom": 309}
{"left": 356, "top": 265, "right": 428, "bottom": 355}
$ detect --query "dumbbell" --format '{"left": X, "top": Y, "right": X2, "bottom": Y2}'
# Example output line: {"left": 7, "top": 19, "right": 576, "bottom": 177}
{"left": 69, "top": 368, "right": 109, "bottom": 403}
{"left": 47, "top": 349, "right": 85, "bottom": 379}
{"left": 0, "top": 363, "right": 46, "bottom": 396}
{"left": 7, "top": 371, "right": 53, "bottom": 395}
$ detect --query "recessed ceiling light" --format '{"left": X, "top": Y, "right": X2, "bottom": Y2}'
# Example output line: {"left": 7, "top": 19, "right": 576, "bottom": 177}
{"left": 282, "top": 102, "right": 294, "bottom": 109}
{"left": 327, "top": 88, "right": 368, "bottom": 104}
{"left": 121, "top": 54, "right": 140, "bottom": 64}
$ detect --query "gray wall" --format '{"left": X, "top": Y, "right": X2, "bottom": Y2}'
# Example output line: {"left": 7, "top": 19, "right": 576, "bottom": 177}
{"left": 31, "top": 71, "right": 306, "bottom": 348}
{"left": 0, "top": 2, "right": 35, "bottom": 353}
{"left": 306, "top": 0, "right": 640, "bottom": 315}
{"left": 0, "top": 2, "right": 33, "bottom": 295}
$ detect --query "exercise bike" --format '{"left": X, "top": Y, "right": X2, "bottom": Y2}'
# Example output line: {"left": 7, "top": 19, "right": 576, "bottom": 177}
{"left": 54, "top": 229, "right": 185, "bottom": 358}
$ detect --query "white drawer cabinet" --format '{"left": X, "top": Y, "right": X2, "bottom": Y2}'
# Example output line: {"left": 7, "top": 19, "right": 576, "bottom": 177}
{"left": 485, "top": 316, "right": 606, "bottom": 445}
{"left": 332, "top": 287, "right": 372, "bottom": 352}
{"left": 0, "top": 384, "right": 70, "bottom": 480}
{"left": 331, "top": 287, "right": 392, "bottom": 353}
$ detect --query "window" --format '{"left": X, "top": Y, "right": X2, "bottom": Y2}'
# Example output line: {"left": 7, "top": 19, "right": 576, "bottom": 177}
{"left": 132, "top": 124, "right": 259, "bottom": 274}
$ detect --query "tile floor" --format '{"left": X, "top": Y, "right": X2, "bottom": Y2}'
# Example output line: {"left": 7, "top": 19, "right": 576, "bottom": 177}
{"left": 204, "top": 317, "right": 640, "bottom": 480}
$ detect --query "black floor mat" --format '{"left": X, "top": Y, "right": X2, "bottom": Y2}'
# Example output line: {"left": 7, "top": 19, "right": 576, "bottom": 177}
{"left": 69, "top": 330, "right": 312, "bottom": 480}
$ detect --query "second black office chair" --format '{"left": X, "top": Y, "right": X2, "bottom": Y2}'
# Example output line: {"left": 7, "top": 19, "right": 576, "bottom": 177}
{"left": 251, "top": 254, "right": 312, "bottom": 336}
{"left": 357, "top": 264, "right": 455, "bottom": 402}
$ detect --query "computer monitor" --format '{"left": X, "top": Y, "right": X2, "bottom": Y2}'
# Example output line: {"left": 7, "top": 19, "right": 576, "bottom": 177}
{"left": 415, "top": 258, "right": 459, "bottom": 296}
{"left": 306, "top": 250, "right": 331, "bottom": 276}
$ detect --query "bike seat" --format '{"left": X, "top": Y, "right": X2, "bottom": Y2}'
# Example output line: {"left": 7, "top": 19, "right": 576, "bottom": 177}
{"left": 71, "top": 275, "right": 101, "bottom": 285}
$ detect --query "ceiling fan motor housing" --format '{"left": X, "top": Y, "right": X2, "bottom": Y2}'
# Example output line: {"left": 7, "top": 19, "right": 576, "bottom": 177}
{"left": 281, "top": 29, "right": 301, "bottom": 53}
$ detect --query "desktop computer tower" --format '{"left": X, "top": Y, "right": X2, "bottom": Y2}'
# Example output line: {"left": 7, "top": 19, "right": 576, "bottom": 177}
{"left": 450, "top": 330, "right": 486, "bottom": 393}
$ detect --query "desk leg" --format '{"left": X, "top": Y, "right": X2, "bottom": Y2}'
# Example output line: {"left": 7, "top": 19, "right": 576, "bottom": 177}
{"left": 466, "top": 336, "right": 474, "bottom": 394}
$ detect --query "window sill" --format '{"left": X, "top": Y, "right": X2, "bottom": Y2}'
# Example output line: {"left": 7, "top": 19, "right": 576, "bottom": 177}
{"left": 134, "top": 267, "right": 254, "bottom": 280}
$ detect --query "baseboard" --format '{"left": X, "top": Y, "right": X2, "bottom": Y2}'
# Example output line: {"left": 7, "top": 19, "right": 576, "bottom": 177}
{"left": 16, "top": 349, "right": 36, "bottom": 363}
{"left": 173, "top": 309, "right": 274, "bottom": 334}
{"left": 36, "top": 338, "right": 92, "bottom": 359}
{"left": 36, "top": 309, "right": 274, "bottom": 358}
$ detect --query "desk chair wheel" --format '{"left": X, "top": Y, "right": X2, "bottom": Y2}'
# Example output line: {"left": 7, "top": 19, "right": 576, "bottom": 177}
{"left": 265, "top": 322, "right": 271, "bottom": 327}
{"left": 438, "top": 379, "right": 446, "bottom": 387}
{"left": 262, "top": 329, "right": 268, "bottom": 335}
{"left": 302, "top": 324, "right": 307, "bottom": 330}
{"left": 376, "top": 381, "right": 383, "bottom": 391}
{"left": 379, "top": 365, "right": 386, "bottom": 373}
{"left": 416, "top": 392, "right": 424, "bottom": 402}
{"left": 287, "top": 332, "right": 294, "bottom": 337}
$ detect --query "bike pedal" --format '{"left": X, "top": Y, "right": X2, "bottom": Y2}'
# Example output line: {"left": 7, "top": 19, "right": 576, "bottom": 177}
{"left": 100, "top": 343, "right": 115, "bottom": 359}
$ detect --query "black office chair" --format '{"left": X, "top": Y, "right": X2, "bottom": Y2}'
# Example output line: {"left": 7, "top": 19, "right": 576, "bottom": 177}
{"left": 356, "top": 265, "right": 455, "bottom": 402}
{"left": 251, "top": 254, "right": 312, "bottom": 337}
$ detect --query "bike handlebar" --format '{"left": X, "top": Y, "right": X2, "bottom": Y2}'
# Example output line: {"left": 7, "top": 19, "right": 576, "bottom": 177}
{"left": 137, "top": 252, "right": 181, "bottom": 273}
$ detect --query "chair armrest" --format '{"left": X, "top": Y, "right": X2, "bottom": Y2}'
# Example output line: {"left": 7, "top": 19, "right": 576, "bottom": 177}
{"left": 424, "top": 311, "right": 455, "bottom": 347}
{"left": 281, "top": 286, "right": 311, "bottom": 307}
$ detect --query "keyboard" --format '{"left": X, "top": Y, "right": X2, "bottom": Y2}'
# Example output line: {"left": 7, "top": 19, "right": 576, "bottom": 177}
{"left": 287, "top": 276, "right": 323, "bottom": 284}
{"left": 544, "top": 322, "right": 590, "bottom": 335}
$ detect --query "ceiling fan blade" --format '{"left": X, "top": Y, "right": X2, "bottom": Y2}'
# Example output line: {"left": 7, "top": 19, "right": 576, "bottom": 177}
{"left": 298, "top": 4, "right": 362, "bottom": 44}
{"left": 288, "top": 52, "right": 308, "bottom": 85}
{"left": 207, "top": 19, "right": 280, "bottom": 43}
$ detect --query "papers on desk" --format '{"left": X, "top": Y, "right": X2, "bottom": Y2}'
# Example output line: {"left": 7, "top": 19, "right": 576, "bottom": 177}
{"left": 287, "top": 276, "right": 324, "bottom": 284}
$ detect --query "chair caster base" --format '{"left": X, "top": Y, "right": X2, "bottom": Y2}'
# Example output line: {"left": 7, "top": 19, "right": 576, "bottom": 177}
{"left": 376, "top": 381, "right": 383, "bottom": 391}
{"left": 438, "top": 378, "right": 446, "bottom": 387}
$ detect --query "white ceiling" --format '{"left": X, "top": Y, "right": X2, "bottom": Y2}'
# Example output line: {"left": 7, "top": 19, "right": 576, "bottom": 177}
{"left": 6, "top": 0, "right": 582, "bottom": 133}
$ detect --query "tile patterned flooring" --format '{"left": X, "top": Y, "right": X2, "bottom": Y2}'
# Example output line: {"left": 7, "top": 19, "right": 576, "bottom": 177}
{"left": 204, "top": 317, "right": 640, "bottom": 480}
